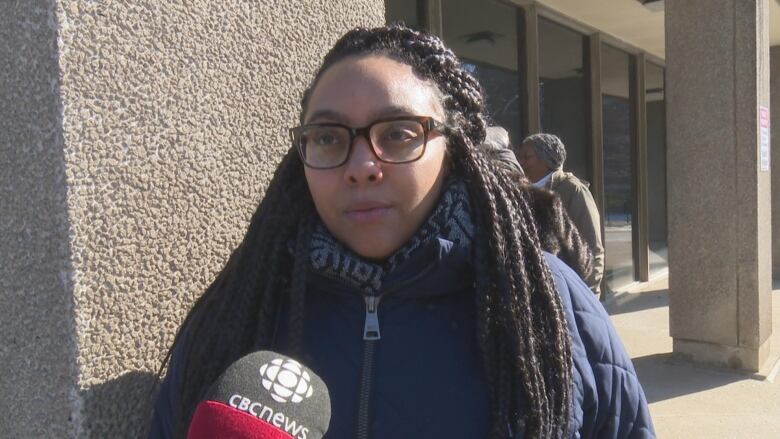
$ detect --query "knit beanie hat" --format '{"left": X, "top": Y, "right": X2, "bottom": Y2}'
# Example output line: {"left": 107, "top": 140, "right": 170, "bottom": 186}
{"left": 480, "top": 126, "right": 524, "bottom": 174}
{"left": 522, "top": 133, "right": 567, "bottom": 170}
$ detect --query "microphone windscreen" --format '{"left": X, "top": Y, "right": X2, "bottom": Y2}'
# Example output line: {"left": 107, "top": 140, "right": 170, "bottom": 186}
{"left": 187, "top": 351, "right": 331, "bottom": 439}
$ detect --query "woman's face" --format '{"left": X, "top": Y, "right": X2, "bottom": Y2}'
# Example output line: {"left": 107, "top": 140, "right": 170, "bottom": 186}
{"left": 302, "top": 55, "right": 448, "bottom": 260}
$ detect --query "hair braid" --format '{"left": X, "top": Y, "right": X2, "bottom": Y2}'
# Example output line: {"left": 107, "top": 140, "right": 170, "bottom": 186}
{"left": 524, "top": 186, "right": 595, "bottom": 281}
{"left": 288, "top": 215, "right": 313, "bottom": 355}
{"left": 462, "top": 140, "right": 561, "bottom": 436}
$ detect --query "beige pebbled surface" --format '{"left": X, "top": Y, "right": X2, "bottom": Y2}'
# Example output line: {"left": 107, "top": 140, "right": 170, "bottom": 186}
{"left": 0, "top": 1, "right": 78, "bottom": 437}
{"left": 2, "top": 0, "right": 383, "bottom": 437}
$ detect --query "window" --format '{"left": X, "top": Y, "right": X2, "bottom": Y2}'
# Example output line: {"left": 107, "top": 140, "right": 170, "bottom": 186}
{"left": 538, "top": 18, "right": 591, "bottom": 183}
{"left": 601, "top": 44, "right": 637, "bottom": 289}
{"left": 646, "top": 62, "right": 667, "bottom": 276}
{"left": 385, "top": 0, "right": 425, "bottom": 30}
{"left": 442, "top": 0, "right": 524, "bottom": 145}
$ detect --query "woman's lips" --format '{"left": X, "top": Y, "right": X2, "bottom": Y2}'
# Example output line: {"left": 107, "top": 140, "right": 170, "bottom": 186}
{"left": 345, "top": 203, "right": 391, "bottom": 223}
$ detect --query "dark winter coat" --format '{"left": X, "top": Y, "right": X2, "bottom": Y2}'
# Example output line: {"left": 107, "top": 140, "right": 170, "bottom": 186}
{"left": 149, "top": 238, "right": 654, "bottom": 438}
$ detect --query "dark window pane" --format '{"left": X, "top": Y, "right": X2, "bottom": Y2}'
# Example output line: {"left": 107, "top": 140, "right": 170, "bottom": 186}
{"left": 538, "top": 18, "right": 591, "bottom": 184}
{"left": 385, "top": 0, "right": 423, "bottom": 29}
{"left": 442, "top": 0, "right": 523, "bottom": 145}
{"left": 646, "top": 62, "right": 667, "bottom": 276}
{"left": 461, "top": 61, "right": 524, "bottom": 146}
{"left": 602, "top": 44, "right": 636, "bottom": 290}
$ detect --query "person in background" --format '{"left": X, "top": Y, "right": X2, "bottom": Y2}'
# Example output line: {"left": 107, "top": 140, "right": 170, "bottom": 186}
{"left": 481, "top": 127, "right": 593, "bottom": 283}
{"left": 515, "top": 133, "right": 604, "bottom": 296}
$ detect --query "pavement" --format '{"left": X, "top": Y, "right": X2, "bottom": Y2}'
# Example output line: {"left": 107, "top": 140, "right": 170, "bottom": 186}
{"left": 605, "top": 276, "right": 780, "bottom": 439}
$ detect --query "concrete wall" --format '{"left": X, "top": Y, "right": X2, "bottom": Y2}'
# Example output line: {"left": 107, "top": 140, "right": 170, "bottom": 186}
{"left": 1, "top": 0, "right": 384, "bottom": 437}
{"left": 0, "top": 2, "right": 77, "bottom": 437}
{"left": 666, "top": 0, "right": 772, "bottom": 371}
{"left": 772, "top": 46, "right": 780, "bottom": 279}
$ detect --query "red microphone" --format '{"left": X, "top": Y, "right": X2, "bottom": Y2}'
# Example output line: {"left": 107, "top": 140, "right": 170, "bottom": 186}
{"left": 187, "top": 351, "right": 331, "bottom": 439}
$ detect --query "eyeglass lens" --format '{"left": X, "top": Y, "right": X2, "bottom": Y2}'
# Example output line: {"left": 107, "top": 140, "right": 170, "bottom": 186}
{"left": 298, "top": 119, "right": 427, "bottom": 168}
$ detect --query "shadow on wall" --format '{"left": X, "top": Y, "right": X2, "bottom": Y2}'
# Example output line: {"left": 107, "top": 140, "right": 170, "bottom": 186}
{"left": 81, "top": 371, "right": 161, "bottom": 438}
{"left": 0, "top": 3, "right": 78, "bottom": 438}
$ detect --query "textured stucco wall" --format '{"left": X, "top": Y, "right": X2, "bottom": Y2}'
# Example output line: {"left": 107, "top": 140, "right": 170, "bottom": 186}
{"left": 2, "top": 0, "right": 384, "bottom": 437}
{"left": 0, "top": 1, "right": 78, "bottom": 437}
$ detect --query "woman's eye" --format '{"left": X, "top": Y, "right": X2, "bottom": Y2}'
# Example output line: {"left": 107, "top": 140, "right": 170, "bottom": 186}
{"left": 312, "top": 131, "right": 340, "bottom": 146}
{"left": 384, "top": 128, "right": 417, "bottom": 142}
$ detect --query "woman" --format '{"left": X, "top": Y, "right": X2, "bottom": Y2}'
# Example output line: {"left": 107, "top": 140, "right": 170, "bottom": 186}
{"left": 150, "top": 25, "right": 653, "bottom": 438}
{"left": 480, "top": 126, "right": 594, "bottom": 283}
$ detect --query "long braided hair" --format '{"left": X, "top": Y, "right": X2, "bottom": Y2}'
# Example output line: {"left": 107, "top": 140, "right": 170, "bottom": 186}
{"left": 525, "top": 185, "right": 594, "bottom": 282}
{"left": 161, "top": 24, "right": 572, "bottom": 438}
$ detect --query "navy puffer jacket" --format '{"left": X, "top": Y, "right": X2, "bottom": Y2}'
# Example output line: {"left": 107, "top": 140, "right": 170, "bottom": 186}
{"left": 149, "top": 237, "right": 654, "bottom": 438}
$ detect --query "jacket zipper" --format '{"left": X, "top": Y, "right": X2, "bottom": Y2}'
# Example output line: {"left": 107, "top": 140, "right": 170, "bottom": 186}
{"left": 353, "top": 263, "right": 436, "bottom": 439}
{"left": 307, "top": 260, "right": 440, "bottom": 439}
{"left": 355, "top": 295, "right": 381, "bottom": 439}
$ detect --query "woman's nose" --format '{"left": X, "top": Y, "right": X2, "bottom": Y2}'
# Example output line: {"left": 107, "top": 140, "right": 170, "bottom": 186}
{"left": 343, "top": 135, "right": 383, "bottom": 185}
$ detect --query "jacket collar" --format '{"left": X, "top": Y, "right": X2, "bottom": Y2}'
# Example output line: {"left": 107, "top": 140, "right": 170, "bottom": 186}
{"left": 308, "top": 235, "right": 473, "bottom": 300}
{"left": 550, "top": 169, "right": 591, "bottom": 189}
{"left": 307, "top": 181, "right": 474, "bottom": 297}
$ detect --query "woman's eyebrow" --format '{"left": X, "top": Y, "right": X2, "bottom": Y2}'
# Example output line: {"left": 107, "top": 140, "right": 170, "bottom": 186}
{"left": 306, "top": 109, "right": 345, "bottom": 124}
{"left": 306, "top": 105, "right": 421, "bottom": 125}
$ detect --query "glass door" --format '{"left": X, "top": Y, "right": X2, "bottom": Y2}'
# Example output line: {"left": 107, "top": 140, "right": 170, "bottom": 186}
{"left": 601, "top": 44, "right": 637, "bottom": 289}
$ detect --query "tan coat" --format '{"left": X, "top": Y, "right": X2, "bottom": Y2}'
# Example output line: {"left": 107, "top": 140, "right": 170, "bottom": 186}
{"left": 547, "top": 169, "right": 604, "bottom": 295}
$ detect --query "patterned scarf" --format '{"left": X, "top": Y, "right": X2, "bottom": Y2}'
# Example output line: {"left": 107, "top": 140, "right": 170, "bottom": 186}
{"left": 309, "top": 181, "right": 475, "bottom": 295}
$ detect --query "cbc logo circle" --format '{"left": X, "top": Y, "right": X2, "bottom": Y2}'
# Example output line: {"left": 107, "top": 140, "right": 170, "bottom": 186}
{"left": 259, "top": 358, "right": 314, "bottom": 403}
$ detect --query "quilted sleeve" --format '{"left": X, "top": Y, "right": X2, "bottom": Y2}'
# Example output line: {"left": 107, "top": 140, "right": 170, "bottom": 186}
{"left": 545, "top": 253, "right": 655, "bottom": 439}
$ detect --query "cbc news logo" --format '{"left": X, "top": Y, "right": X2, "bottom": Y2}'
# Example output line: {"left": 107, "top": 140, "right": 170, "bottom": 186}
{"left": 259, "top": 358, "right": 314, "bottom": 403}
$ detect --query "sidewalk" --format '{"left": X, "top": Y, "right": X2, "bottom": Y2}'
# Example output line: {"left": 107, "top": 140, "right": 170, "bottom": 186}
{"left": 606, "top": 277, "right": 780, "bottom": 439}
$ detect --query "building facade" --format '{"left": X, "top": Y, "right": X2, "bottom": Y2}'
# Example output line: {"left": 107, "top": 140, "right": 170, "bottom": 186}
{"left": 388, "top": 0, "right": 776, "bottom": 373}
{"left": 389, "top": 0, "right": 670, "bottom": 293}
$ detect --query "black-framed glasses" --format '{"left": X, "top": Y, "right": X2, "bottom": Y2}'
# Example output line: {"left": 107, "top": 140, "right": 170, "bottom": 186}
{"left": 289, "top": 116, "right": 445, "bottom": 169}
